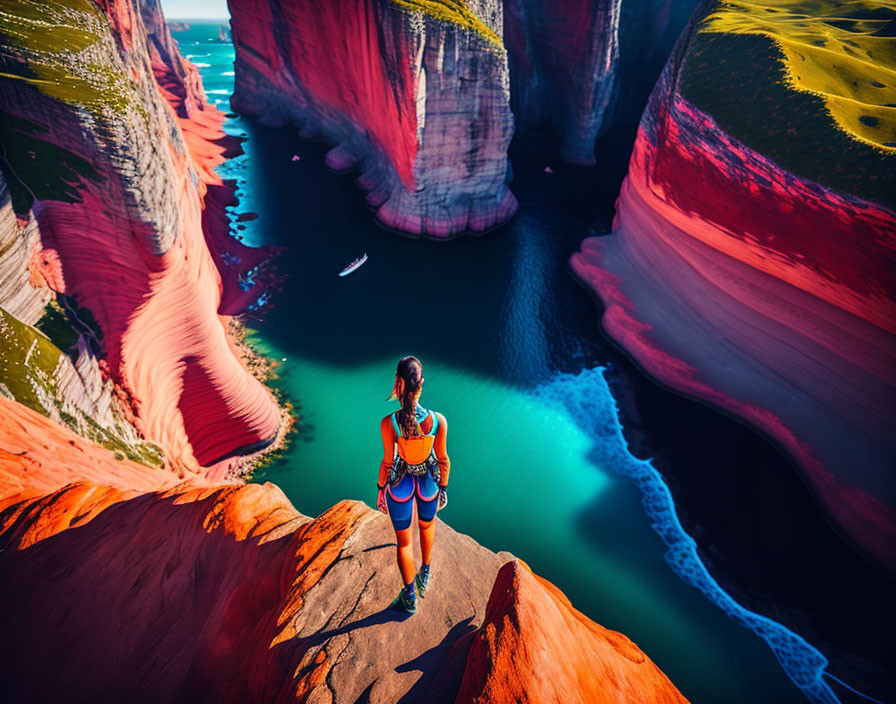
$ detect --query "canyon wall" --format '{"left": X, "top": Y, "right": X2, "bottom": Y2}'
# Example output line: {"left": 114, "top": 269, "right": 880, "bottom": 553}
{"left": 503, "top": 0, "right": 621, "bottom": 165}
{"left": 0, "top": 0, "right": 282, "bottom": 475}
{"left": 228, "top": 0, "right": 696, "bottom": 235}
{"left": 571, "top": 0, "right": 896, "bottom": 572}
{"left": 229, "top": 0, "right": 516, "bottom": 237}
{"left": 503, "top": 0, "right": 697, "bottom": 163}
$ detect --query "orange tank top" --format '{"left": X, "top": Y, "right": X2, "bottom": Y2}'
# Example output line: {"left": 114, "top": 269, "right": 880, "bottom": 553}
{"left": 392, "top": 410, "right": 438, "bottom": 465}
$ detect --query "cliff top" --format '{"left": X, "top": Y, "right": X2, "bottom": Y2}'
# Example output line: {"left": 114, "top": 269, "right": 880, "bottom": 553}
{"left": 389, "top": 0, "right": 503, "bottom": 49}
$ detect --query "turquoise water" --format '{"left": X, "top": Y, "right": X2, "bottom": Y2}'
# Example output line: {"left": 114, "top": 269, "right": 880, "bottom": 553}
{"left": 175, "top": 22, "right": 820, "bottom": 703}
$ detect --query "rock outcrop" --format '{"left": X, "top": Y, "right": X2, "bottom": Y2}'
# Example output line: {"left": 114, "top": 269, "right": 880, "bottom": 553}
{"left": 0, "top": 0, "right": 282, "bottom": 474}
{"left": 501, "top": 0, "right": 697, "bottom": 164}
{"left": 571, "top": 0, "right": 896, "bottom": 572}
{"left": 0, "top": 409, "right": 688, "bottom": 703}
{"left": 503, "top": 0, "right": 621, "bottom": 165}
{"left": 458, "top": 561, "right": 688, "bottom": 704}
{"left": 229, "top": 0, "right": 516, "bottom": 237}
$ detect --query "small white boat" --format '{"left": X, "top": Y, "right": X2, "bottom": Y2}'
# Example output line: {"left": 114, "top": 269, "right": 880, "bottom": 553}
{"left": 339, "top": 253, "right": 368, "bottom": 277}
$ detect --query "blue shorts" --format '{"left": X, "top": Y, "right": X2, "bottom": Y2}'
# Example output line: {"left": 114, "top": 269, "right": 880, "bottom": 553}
{"left": 385, "top": 472, "right": 439, "bottom": 530}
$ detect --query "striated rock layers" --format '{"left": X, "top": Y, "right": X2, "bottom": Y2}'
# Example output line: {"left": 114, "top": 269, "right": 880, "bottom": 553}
{"left": 0, "top": 398, "right": 688, "bottom": 703}
{"left": 0, "top": 0, "right": 282, "bottom": 474}
{"left": 228, "top": 0, "right": 697, "bottom": 235}
{"left": 572, "top": 0, "right": 896, "bottom": 572}
{"left": 229, "top": 0, "right": 516, "bottom": 237}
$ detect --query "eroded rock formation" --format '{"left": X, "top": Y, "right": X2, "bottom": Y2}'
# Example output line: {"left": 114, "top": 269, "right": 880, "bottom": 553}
{"left": 571, "top": 0, "right": 896, "bottom": 572}
{"left": 229, "top": 0, "right": 516, "bottom": 237}
{"left": 228, "top": 0, "right": 695, "bottom": 236}
{"left": 458, "top": 561, "right": 688, "bottom": 704}
{"left": 504, "top": 0, "right": 621, "bottom": 165}
{"left": 0, "top": 0, "right": 282, "bottom": 474}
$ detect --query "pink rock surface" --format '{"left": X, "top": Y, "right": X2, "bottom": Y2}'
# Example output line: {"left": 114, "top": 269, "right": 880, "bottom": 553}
{"left": 572, "top": 36, "right": 896, "bottom": 572}
{"left": 0, "top": 397, "right": 187, "bottom": 501}
{"left": 229, "top": 0, "right": 516, "bottom": 238}
{"left": 0, "top": 0, "right": 282, "bottom": 473}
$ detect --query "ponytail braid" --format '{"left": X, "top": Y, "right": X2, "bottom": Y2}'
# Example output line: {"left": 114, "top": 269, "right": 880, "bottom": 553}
{"left": 393, "top": 356, "right": 423, "bottom": 437}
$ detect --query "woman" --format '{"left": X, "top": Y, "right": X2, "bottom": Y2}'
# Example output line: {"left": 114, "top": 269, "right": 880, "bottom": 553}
{"left": 376, "top": 356, "right": 450, "bottom": 614}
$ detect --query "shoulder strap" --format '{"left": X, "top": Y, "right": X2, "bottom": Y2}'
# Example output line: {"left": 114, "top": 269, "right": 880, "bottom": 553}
{"left": 428, "top": 411, "right": 438, "bottom": 436}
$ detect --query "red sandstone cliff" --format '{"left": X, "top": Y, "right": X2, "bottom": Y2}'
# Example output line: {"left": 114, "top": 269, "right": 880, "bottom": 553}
{"left": 0, "top": 0, "right": 282, "bottom": 475}
{"left": 227, "top": 0, "right": 695, "bottom": 235}
{"left": 458, "top": 561, "right": 688, "bottom": 704}
{"left": 571, "top": 1, "right": 896, "bottom": 573}
{"left": 0, "top": 397, "right": 689, "bottom": 703}
{"left": 229, "top": 0, "right": 517, "bottom": 238}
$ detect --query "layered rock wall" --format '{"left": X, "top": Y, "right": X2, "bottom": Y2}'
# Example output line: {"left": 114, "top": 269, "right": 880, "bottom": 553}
{"left": 229, "top": 0, "right": 516, "bottom": 237}
{"left": 228, "top": 0, "right": 697, "bottom": 235}
{"left": 571, "top": 0, "right": 896, "bottom": 572}
{"left": 0, "top": 0, "right": 282, "bottom": 474}
{"left": 504, "top": 0, "right": 621, "bottom": 165}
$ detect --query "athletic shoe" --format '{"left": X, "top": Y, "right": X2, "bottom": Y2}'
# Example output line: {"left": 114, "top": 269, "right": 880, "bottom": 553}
{"left": 391, "top": 581, "right": 417, "bottom": 614}
{"left": 415, "top": 564, "right": 431, "bottom": 598}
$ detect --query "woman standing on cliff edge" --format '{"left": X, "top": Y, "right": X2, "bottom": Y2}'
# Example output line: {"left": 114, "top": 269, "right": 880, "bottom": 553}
{"left": 377, "top": 356, "right": 450, "bottom": 614}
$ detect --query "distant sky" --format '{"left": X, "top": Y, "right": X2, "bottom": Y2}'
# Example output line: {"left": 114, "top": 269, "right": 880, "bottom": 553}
{"left": 161, "top": 0, "right": 229, "bottom": 19}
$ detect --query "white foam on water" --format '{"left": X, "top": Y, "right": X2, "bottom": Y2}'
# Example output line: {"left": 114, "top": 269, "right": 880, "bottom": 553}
{"left": 530, "top": 366, "right": 878, "bottom": 704}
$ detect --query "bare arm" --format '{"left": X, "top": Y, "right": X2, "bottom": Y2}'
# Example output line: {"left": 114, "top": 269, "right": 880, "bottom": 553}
{"left": 378, "top": 416, "right": 395, "bottom": 487}
{"left": 434, "top": 412, "right": 450, "bottom": 486}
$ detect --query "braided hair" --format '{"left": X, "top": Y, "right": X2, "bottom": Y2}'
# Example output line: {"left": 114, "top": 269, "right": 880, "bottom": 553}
{"left": 392, "top": 356, "right": 424, "bottom": 437}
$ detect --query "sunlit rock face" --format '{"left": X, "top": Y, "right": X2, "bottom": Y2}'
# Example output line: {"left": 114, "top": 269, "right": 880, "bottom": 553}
{"left": 0, "top": 411, "right": 689, "bottom": 703}
{"left": 228, "top": 0, "right": 696, "bottom": 235}
{"left": 228, "top": 0, "right": 516, "bottom": 238}
{"left": 0, "top": 0, "right": 281, "bottom": 474}
{"left": 572, "top": 0, "right": 896, "bottom": 572}
{"left": 458, "top": 561, "right": 689, "bottom": 704}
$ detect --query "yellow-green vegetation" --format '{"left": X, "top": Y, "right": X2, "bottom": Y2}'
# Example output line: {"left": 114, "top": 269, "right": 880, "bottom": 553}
{"left": 389, "top": 0, "right": 503, "bottom": 50}
{"left": 80, "top": 413, "right": 166, "bottom": 468}
{"left": 701, "top": 0, "right": 896, "bottom": 151}
{"left": 0, "top": 0, "right": 137, "bottom": 115}
{"left": 0, "top": 304, "right": 64, "bottom": 413}
{"left": 0, "top": 305, "right": 164, "bottom": 467}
